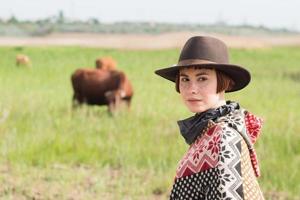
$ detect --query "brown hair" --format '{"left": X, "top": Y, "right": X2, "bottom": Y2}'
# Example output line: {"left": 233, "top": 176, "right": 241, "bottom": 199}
{"left": 175, "top": 68, "right": 235, "bottom": 93}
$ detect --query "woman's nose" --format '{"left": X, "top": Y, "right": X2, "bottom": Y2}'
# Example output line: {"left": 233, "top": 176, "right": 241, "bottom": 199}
{"left": 189, "top": 82, "right": 198, "bottom": 94}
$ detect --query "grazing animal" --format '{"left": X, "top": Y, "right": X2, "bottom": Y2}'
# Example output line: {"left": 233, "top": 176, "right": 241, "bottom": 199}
{"left": 16, "top": 54, "right": 31, "bottom": 67}
{"left": 71, "top": 68, "right": 133, "bottom": 113}
{"left": 95, "top": 57, "right": 117, "bottom": 70}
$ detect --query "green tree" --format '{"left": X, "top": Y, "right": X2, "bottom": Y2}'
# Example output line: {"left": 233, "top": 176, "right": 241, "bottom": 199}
{"left": 7, "top": 15, "right": 18, "bottom": 24}
{"left": 57, "top": 10, "right": 65, "bottom": 24}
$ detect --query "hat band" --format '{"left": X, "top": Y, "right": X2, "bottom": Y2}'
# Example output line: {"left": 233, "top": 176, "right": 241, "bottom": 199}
{"left": 178, "top": 59, "right": 216, "bottom": 66}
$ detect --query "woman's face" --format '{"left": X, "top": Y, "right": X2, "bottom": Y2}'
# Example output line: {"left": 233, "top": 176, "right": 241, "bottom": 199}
{"left": 179, "top": 67, "right": 225, "bottom": 113}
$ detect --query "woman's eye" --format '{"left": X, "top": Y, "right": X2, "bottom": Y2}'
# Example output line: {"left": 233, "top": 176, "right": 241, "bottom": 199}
{"left": 181, "top": 77, "right": 189, "bottom": 82}
{"left": 198, "top": 77, "right": 207, "bottom": 81}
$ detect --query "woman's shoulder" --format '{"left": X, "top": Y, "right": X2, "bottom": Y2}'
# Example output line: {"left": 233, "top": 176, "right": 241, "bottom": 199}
{"left": 215, "top": 108, "right": 264, "bottom": 145}
{"left": 216, "top": 108, "right": 246, "bottom": 130}
{"left": 198, "top": 108, "right": 247, "bottom": 141}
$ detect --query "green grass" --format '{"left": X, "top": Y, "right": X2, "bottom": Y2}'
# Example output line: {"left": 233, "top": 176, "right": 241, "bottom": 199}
{"left": 0, "top": 46, "right": 300, "bottom": 199}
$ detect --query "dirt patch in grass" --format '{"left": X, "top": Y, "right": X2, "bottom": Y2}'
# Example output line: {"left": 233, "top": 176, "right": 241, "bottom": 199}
{"left": 1, "top": 32, "right": 300, "bottom": 49}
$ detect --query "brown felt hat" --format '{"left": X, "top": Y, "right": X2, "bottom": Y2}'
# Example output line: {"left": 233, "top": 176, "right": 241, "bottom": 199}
{"left": 154, "top": 36, "right": 251, "bottom": 92}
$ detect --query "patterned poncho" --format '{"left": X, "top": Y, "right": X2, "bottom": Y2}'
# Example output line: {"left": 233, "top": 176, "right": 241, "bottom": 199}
{"left": 170, "top": 107, "right": 264, "bottom": 200}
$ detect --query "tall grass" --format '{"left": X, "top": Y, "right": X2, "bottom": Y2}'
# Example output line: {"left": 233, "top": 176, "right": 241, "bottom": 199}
{"left": 0, "top": 46, "right": 299, "bottom": 199}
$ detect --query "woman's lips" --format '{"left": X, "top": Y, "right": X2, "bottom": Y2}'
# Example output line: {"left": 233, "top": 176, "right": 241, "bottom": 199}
{"left": 187, "top": 99, "right": 202, "bottom": 103}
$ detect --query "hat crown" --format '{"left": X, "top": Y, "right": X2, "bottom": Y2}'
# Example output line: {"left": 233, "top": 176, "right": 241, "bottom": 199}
{"left": 179, "top": 36, "right": 229, "bottom": 64}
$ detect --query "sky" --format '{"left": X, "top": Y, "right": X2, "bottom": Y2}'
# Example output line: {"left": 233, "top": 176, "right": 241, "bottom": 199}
{"left": 1, "top": 0, "right": 300, "bottom": 31}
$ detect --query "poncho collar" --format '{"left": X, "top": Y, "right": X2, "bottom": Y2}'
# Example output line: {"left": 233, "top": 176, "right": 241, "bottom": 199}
{"left": 177, "top": 101, "right": 240, "bottom": 145}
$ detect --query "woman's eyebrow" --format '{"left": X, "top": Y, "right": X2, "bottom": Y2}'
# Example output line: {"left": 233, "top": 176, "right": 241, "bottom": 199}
{"left": 179, "top": 73, "right": 188, "bottom": 77}
{"left": 195, "top": 72, "right": 209, "bottom": 76}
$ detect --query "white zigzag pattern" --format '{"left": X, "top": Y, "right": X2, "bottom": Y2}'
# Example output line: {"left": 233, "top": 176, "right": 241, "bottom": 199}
{"left": 218, "top": 124, "right": 244, "bottom": 200}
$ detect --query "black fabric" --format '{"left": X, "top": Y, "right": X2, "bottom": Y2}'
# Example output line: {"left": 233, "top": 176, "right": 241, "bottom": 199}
{"left": 177, "top": 101, "right": 239, "bottom": 145}
{"left": 170, "top": 167, "right": 220, "bottom": 200}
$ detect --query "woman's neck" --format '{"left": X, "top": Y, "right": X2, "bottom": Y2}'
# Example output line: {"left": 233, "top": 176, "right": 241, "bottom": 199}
{"left": 214, "top": 100, "right": 226, "bottom": 108}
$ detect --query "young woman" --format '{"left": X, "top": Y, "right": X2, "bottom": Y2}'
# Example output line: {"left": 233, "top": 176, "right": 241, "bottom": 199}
{"left": 155, "top": 36, "right": 264, "bottom": 200}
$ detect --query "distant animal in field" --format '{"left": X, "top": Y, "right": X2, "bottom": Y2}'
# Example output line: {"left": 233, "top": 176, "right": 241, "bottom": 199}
{"left": 16, "top": 54, "right": 31, "bottom": 67}
{"left": 71, "top": 68, "right": 133, "bottom": 113}
{"left": 95, "top": 57, "right": 117, "bottom": 70}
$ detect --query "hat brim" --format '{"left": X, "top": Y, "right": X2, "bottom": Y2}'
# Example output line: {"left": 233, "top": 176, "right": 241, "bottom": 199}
{"left": 155, "top": 63, "right": 251, "bottom": 93}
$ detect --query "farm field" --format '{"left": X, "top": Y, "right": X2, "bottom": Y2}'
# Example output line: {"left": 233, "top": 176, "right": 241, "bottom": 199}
{"left": 0, "top": 45, "right": 300, "bottom": 199}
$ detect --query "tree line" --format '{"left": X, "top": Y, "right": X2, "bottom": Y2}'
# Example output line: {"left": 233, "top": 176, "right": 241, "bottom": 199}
{"left": 0, "top": 11, "right": 296, "bottom": 36}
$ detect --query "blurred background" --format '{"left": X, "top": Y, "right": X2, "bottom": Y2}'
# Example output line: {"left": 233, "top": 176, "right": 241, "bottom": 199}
{"left": 0, "top": 0, "right": 300, "bottom": 199}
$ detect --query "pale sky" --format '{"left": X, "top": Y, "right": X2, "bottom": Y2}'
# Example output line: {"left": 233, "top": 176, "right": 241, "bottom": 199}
{"left": 1, "top": 0, "right": 300, "bottom": 31}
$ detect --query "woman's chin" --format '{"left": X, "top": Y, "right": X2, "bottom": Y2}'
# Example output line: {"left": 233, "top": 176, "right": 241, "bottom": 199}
{"left": 187, "top": 106, "right": 207, "bottom": 113}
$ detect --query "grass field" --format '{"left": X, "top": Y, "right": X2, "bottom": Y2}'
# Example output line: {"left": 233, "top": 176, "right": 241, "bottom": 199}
{"left": 0, "top": 45, "right": 300, "bottom": 199}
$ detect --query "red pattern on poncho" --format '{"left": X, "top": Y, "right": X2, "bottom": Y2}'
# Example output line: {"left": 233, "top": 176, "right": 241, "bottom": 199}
{"left": 245, "top": 112, "right": 263, "bottom": 177}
